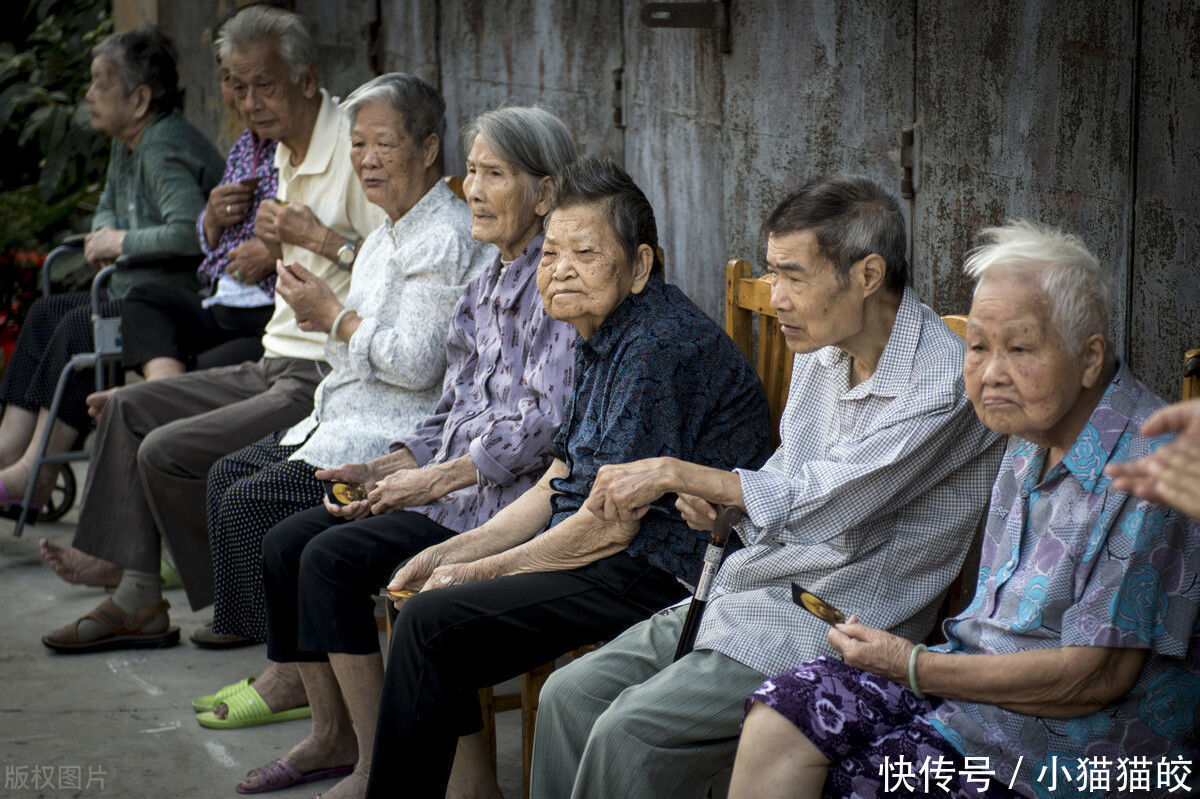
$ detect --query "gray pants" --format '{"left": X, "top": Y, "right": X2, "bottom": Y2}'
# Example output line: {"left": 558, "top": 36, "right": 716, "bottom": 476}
{"left": 72, "top": 357, "right": 323, "bottom": 610}
{"left": 531, "top": 604, "right": 768, "bottom": 799}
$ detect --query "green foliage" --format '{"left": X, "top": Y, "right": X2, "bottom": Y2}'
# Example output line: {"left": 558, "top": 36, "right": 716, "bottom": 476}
{"left": 0, "top": 0, "right": 112, "bottom": 250}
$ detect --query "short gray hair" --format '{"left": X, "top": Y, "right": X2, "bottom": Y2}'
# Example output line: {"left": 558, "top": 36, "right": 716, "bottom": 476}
{"left": 342, "top": 73, "right": 447, "bottom": 172}
{"left": 92, "top": 27, "right": 182, "bottom": 113}
{"left": 463, "top": 106, "right": 576, "bottom": 182}
{"left": 215, "top": 5, "right": 316, "bottom": 83}
{"left": 963, "top": 220, "right": 1113, "bottom": 355}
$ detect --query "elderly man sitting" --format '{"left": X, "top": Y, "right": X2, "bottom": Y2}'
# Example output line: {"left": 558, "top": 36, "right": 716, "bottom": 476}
{"left": 531, "top": 174, "right": 1004, "bottom": 798}
{"left": 40, "top": 5, "right": 383, "bottom": 652}
{"left": 728, "top": 221, "right": 1199, "bottom": 799}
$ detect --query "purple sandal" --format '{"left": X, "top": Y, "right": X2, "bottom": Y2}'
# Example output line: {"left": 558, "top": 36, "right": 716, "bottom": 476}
{"left": 234, "top": 759, "right": 354, "bottom": 794}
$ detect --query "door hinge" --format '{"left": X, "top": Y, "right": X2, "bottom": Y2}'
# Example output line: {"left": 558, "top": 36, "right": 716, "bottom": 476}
{"left": 899, "top": 123, "right": 920, "bottom": 199}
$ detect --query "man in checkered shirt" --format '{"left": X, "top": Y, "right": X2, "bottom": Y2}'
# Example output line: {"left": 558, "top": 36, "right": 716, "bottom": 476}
{"left": 529, "top": 174, "right": 1005, "bottom": 799}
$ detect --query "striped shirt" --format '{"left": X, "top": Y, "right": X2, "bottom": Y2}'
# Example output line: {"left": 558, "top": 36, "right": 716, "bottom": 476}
{"left": 695, "top": 287, "right": 1004, "bottom": 678}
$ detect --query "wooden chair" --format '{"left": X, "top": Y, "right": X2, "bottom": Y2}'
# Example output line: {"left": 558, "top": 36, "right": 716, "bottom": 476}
{"left": 1184, "top": 348, "right": 1200, "bottom": 400}
{"left": 724, "top": 259, "right": 793, "bottom": 445}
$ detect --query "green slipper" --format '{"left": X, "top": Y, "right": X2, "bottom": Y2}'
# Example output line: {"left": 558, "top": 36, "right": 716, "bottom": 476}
{"left": 195, "top": 683, "right": 312, "bottom": 729}
{"left": 160, "top": 558, "right": 182, "bottom": 590}
{"left": 192, "top": 676, "right": 255, "bottom": 713}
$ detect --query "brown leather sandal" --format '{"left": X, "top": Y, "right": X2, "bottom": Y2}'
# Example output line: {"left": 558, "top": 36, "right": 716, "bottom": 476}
{"left": 42, "top": 598, "right": 180, "bottom": 654}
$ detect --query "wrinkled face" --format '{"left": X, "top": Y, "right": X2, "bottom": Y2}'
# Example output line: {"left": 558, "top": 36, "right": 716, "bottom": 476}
{"left": 964, "top": 274, "right": 1089, "bottom": 443}
{"left": 85, "top": 55, "right": 140, "bottom": 138}
{"left": 538, "top": 202, "right": 643, "bottom": 338}
{"left": 350, "top": 100, "right": 431, "bottom": 221}
{"left": 765, "top": 230, "right": 865, "bottom": 354}
{"left": 226, "top": 37, "right": 313, "bottom": 146}
{"left": 463, "top": 135, "right": 542, "bottom": 259}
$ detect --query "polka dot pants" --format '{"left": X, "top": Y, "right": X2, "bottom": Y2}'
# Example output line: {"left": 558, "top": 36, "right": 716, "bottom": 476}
{"left": 207, "top": 431, "right": 323, "bottom": 642}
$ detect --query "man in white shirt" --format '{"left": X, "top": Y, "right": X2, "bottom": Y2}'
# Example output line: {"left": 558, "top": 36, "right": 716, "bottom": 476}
{"left": 40, "top": 6, "right": 383, "bottom": 653}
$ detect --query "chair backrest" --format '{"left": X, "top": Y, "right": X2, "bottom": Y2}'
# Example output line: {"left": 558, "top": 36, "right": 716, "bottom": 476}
{"left": 444, "top": 174, "right": 465, "bottom": 200}
{"left": 1184, "top": 348, "right": 1200, "bottom": 400}
{"left": 725, "top": 259, "right": 794, "bottom": 446}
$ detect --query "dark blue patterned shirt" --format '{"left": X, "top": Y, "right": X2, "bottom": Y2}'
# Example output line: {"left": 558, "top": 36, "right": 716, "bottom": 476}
{"left": 547, "top": 275, "right": 771, "bottom": 583}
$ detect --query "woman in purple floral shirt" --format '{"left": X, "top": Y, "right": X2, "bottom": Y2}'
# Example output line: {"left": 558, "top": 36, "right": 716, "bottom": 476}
{"left": 729, "top": 222, "right": 1199, "bottom": 799}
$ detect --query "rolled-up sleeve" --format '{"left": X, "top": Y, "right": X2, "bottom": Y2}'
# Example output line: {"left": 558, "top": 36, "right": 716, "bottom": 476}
{"left": 470, "top": 302, "right": 575, "bottom": 487}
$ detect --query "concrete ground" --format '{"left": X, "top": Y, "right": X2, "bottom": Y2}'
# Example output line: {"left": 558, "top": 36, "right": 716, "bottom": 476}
{"left": 0, "top": 477, "right": 525, "bottom": 799}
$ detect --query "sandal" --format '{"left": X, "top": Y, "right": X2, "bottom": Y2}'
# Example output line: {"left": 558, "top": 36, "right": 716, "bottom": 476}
{"left": 189, "top": 619, "right": 256, "bottom": 650}
{"left": 192, "top": 676, "right": 255, "bottom": 712}
{"left": 0, "top": 478, "right": 43, "bottom": 524}
{"left": 42, "top": 598, "right": 179, "bottom": 654}
{"left": 195, "top": 682, "right": 312, "bottom": 729}
{"left": 234, "top": 758, "right": 353, "bottom": 794}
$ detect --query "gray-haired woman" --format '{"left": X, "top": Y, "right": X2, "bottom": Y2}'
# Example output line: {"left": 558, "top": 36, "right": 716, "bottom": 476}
{"left": 217, "top": 105, "right": 578, "bottom": 796}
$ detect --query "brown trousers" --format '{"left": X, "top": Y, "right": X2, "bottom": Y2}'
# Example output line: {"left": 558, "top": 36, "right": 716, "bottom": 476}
{"left": 72, "top": 357, "right": 324, "bottom": 610}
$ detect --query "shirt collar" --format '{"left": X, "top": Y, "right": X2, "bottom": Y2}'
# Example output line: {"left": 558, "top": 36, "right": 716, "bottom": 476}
{"left": 387, "top": 178, "right": 452, "bottom": 244}
{"left": 274, "top": 89, "right": 337, "bottom": 177}
{"left": 582, "top": 276, "right": 665, "bottom": 357}
{"left": 816, "top": 285, "right": 922, "bottom": 399}
{"left": 486, "top": 233, "right": 543, "bottom": 309}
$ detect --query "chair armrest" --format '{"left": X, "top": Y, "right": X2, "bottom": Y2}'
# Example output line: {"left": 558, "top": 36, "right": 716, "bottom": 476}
{"left": 41, "top": 236, "right": 88, "bottom": 296}
{"left": 61, "top": 233, "right": 87, "bottom": 248}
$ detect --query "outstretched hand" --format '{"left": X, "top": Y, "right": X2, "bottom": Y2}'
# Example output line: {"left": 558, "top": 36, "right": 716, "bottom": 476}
{"left": 1105, "top": 398, "right": 1200, "bottom": 521}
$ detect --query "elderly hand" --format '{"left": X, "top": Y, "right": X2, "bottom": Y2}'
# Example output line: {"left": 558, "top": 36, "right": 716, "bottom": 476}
{"left": 274, "top": 260, "right": 341, "bottom": 332}
{"left": 274, "top": 202, "right": 329, "bottom": 253}
{"left": 386, "top": 547, "right": 446, "bottom": 608}
{"left": 1105, "top": 399, "right": 1200, "bottom": 521}
{"left": 224, "top": 237, "right": 275, "bottom": 284}
{"left": 254, "top": 199, "right": 283, "bottom": 245}
{"left": 322, "top": 493, "right": 372, "bottom": 520}
{"left": 827, "top": 615, "right": 913, "bottom": 684}
{"left": 83, "top": 226, "right": 125, "bottom": 269}
{"left": 314, "top": 461, "right": 378, "bottom": 521}
{"left": 676, "top": 493, "right": 718, "bottom": 531}
{"left": 206, "top": 180, "right": 256, "bottom": 231}
{"left": 420, "top": 561, "right": 494, "bottom": 595}
{"left": 585, "top": 458, "right": 675, "bottom": 521}
{"left": 367, "top": 468, "right": 441, "bottom": 516}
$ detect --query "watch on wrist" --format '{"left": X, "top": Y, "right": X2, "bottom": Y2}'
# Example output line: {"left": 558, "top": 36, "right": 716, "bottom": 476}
{"left": 336, "top": 238, "right": 357, "bottom": 270}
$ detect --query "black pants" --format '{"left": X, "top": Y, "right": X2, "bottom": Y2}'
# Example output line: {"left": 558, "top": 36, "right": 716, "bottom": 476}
{"left": 262, "top": 507, "right": 459, "bottom": 661}
{"left": 121, "top": 281, "right": 270, "bottom": 372}
{"left": 364, "top": 551, "right": 689, "bottom": 799}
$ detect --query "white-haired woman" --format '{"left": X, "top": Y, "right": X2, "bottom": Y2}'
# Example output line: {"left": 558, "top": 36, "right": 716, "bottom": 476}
{"left": 222, "top": 106, "right": 580, "bottom": 797}
{"left": 728, "top": 221, "right": 1199, "bottom": 799}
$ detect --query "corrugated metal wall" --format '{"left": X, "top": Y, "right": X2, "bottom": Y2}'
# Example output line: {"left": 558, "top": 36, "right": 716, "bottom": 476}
{"left": 159, "top": 0, "right": 1199, "bottom": 401}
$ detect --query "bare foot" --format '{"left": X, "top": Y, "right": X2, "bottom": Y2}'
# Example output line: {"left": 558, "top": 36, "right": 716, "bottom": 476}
{"left": 318, "top": 768, "right": 369, "bottom": 799}
{"left": 86, "top": 388, "right": 118, "bottom": 419}
{"left": 214, "top": 661, "right": 308, "bottom": 719}
{"left": 39, "top": 539, "right": 122, "bottom": 587}
{"left": 237, "top": 731, "right": 357, "bottom": 793}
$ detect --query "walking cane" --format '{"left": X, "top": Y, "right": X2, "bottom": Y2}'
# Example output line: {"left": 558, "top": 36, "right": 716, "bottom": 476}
{"left": 673, "top": 505, "right": 745, "bottom": 661}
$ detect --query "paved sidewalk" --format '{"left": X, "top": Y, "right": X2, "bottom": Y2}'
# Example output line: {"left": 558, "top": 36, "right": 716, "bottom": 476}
{"left": 0, "top": 493, "right": 524, "bottom": 798}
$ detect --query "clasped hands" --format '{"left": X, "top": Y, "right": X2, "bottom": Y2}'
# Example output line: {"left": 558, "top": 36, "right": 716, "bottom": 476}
{"left": 584, "top": 456, "right": 721, "bottom": 531}
{"left": 255, "top": 198, "right": 327, "bottom": 253}
{"left": 83, "top": 226, "right": 125, "bottom": 270}
{"left": 314, "top": 459, "right": 442, "bottom": 522}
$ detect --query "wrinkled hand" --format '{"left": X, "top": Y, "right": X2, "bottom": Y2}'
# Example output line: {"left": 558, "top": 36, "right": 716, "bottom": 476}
{"left": 206, "top": 180, "right": 256, "bottom": 231}
{"left": 224, "top": 237, "right": 275, "bottom": 284}
{"left": 386, "top": 547, "right": 446, "bottom": 608}
{"left": 367, "top": 468, "right": 440, "bottom": 515}
{"left": 827, "top": 615, "right": 912, "bottom": 683}
{"left": 314, "top": 462, "right": 377, "bottom": 521}
{"left": 322, "top": 493, "right": 371, "bottom": 520}
{"left": 676, "top": 493, "right": 718, "bottom": 531}
{"left": 83, "top": 226, "right": 125, "bottom": 269}
{"left": 585, "top": 458, "right": 672, "bottom": 521}
{"left": 275, "top": 202, "right": 326, "bottom": 251}
{"left": 274, "top": 260, "right": 340, "bottom": 332}
{"left": 1105, "top": 399, "right": 1200, "bottom": 521}
{"left": 255, "top": 199, "right": 283, "bottom": 245}
{"left": 421, "top": 561, "right": 492, "bottom": 594}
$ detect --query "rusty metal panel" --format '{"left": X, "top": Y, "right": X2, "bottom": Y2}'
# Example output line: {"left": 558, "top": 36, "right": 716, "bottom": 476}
{"left": 1131, "top": 0, "right": 1200, "bottom": 401}
{"left": 721, "top": 0, "right": 915, "bottom": 285}
{"left": 913, "top": 0, "right": 1136, "bottom": 337}
{"left": 436, "top": 0, "right": 624, "bottom": 174}
{"left": 294, "top": 0, "right": 379, "bottom": 99}
{"left": 622, "top": 4, "right": 727, "bottom": 317}
{"left": 378, "top": 1, "right": 440, "bottom": 86}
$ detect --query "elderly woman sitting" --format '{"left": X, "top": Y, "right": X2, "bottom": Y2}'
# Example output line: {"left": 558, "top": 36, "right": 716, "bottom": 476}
{"left": 224, "top": 106, "right": 578, "bottom": 794}
{"left": 0, "top": 27, "right": 223, "bottom": 513}
{"left": 363, "top": 156, "right": 772, "bottom": 798}
{"left": 728, "top": 221, "right": 1199, "bottom": 799}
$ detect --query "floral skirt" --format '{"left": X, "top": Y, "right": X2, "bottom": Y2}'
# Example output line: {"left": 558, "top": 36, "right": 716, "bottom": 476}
{"left": 746, "top": 656, "right": 1016, "bottom": 798}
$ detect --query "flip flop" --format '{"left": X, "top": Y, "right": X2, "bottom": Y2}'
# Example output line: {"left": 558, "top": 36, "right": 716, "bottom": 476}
{"left": 234, "top": 758, "right": 353, "bottom": 794}
{"left": 42, "top": 598, "right": 179, "bottom": 654}
{"left": 195, "top": 682, "right": 312, "bottom": 729}
{"left": 192, "top": 676, "right": 255, "bottom": 713}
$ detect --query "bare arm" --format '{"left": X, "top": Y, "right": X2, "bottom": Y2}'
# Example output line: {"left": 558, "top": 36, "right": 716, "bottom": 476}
{"left": 830, "top": 620, "right": 1147, "bottom": 718}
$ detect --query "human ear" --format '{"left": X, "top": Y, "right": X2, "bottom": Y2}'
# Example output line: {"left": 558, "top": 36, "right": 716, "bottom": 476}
{"left": 1079, "top": 333, "right": 1109, "bottom": 388}
{"left": 858, "top": 253, "right": 887, "bottom": 295}
{"left": 532, "top": 175, "right": 553, "bottom": 217}
{"left": 421, "top": 133, "right": 439, "bottom": 170}
{"left": 629, "top": 243, "right": 654, "bottom": 294}
{"left": 300, "top": 64, "right": 319, "bottom": 98}
{"left": 131, "top": 84, "right": 152, "bottom": 118}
